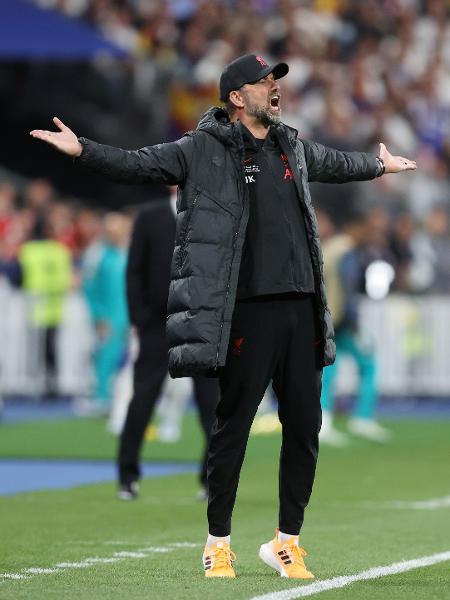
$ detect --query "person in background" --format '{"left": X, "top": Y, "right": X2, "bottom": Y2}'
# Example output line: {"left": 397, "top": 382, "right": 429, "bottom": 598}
{"left": 77, "top": 212, "right": 131, "bottom": 416}
{"left": 118, "top": 199, "right": 219, "bottom": 501}
{"left": 22, "top": 178, "right": 55, "bottom": 233}
{"left": 388, "top": 208, "right": 415, "bottom": 292}
{"left": 18, "top": 217, "right": 73, "bottom": 397}
{"left": 320, "top": 209, "right": 391, "bottom": 445}
{"left": 0, "top": 180, "right": 22, "bottom": 287}
{"left": 74, "top": 207, "right": 103, "bottom": 259}
{"left": 47, "top": 202, "right": 77, "bottom": 254}
{"left": 0, "top": 180, "right": 16, "bottom": 237}
{"left": 412, "top": 203, "right": 450, "bottom": 294}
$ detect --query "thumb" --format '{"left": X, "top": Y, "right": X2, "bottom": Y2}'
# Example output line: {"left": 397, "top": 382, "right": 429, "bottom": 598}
{"left": 53, "top": 116, "right": 67, "bottom": 132}
{"left": 379, "top": 142, "right": 386, "bottom": 157}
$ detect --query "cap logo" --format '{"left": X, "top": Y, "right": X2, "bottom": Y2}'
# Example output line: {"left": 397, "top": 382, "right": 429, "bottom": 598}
{"left": 256, "top": 56, "right": 268, "bottom": 67}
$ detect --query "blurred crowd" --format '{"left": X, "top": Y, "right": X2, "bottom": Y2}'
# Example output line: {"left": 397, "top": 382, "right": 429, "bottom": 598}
{"left": 1, "top": 0, "right": 449, "bottom": 403}
{"left": 0, "top": 170, "right": 448, "bottom": 313}
{"left": 32, "top": 1, "right": 450, "bottom": 152}
{"left": 27, "top": 0, "right": 450, "bottom": 280}
{"left": 0, "top": 176, "right": 133, "bottom": 405}
{"left": 0, "top": 177, "right": 132, "bottom": 288}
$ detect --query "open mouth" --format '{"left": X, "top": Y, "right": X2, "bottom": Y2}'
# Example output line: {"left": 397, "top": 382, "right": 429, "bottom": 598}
{"left": 270, "top": 95, "right": 281, "bottom": 111}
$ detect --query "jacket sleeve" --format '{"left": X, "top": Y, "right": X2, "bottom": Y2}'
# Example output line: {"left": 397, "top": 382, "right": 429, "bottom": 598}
{"left": 302, "top": 139, "right": 379, "bottom": 183}
{"left": 76, "top": 134, "right": 193, "bottom": 186}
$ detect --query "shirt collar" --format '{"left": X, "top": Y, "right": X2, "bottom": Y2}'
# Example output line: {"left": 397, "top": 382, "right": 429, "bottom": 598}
{"left": 238, "top": 122, "right": 279, "bottom": 152}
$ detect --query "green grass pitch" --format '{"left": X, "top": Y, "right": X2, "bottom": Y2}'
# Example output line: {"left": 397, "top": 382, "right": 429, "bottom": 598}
{"left": 1, "top": 416, "right": 449, "bottom": 599}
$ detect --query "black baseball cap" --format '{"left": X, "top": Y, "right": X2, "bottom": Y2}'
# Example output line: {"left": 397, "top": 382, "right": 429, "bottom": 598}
{"left": 219, "top": 53, "right": 289, "bottom": 102}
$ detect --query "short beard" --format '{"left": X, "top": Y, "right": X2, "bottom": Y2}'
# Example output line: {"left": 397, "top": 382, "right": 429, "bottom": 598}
{"left": 242, "top": 92, "right": 281, "bottom": 127}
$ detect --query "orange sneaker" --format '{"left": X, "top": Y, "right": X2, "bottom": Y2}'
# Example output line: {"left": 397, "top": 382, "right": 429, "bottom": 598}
{"left": 203, "top": 541, "right": 236, "bottom": 578}
{"left": 259, "top": 529, "right": 314, "bottom": 579}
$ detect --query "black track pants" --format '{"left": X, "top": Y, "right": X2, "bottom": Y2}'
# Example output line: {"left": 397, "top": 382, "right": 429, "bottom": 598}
{"left": 118, "top": 323, "right": 219, "bottom": 486}
{"left": 207, "top": 294, "right": 322, "bottom": 536}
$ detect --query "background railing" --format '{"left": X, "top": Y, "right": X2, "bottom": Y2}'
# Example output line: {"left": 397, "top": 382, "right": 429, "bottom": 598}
{"left": 0, "top": 282, "right": 94, "bottom": 396}
{"left": 0, "top": 284, "right": 449, "bottom": 398}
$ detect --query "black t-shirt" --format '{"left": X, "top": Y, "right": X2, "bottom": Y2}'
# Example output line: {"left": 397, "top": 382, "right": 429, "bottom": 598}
{"left": 236, "top": 124, "right": 315, "bottom": 299}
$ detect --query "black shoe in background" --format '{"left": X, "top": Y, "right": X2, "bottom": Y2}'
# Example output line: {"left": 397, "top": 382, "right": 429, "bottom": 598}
{"left": 117, "top": 481, "right": 139, "bottom": 500}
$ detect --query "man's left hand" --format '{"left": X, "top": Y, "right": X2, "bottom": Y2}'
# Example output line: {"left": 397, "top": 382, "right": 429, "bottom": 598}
{"left": 379, "top": 142, "right": 417, "bottom": 174}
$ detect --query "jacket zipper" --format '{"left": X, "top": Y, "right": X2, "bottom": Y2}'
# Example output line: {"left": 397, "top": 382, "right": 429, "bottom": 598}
{"left": 214, "top": 157, "right": 247, "bottom": 369}
{"left": 178, "top": 189, "right": 200, "bottom": 274}
{"left": 287, "top": 134, "right": 326, "bottom": 315}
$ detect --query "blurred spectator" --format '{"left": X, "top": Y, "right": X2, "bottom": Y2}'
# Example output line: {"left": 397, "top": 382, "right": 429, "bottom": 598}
{"left": 411, "top": 203, "right": 450, "bottom": 293}
{"left": 0, "top": 181, "right": 22, "bottom": 287}
{"left": 73, "top": 207, "right": 104, "bottom": 282}
{"left": 117, "top": 200, "right": 219, "bottom": 501}
{"left": 76, "top": 212, "right": 131, "bottom": 415}
{"left": 0, "top": 180, "right": 16, "bottom": 237}
{"left": 18, "top": 216, "right": 73, "bottom": 396}
{"left": 320, "top": 208, "right": 391, "bottom": 445}
{"left": 74, "top": 207, "right": 103, "bottom": 254}
{"left": 388, "top": 208, "right": 415, "bottom": 292}
{"left": 47, "top": 202, "right": 78, "bottom": 253}
{"left": 22, "top": 178, "right": 56, "bottom": 224}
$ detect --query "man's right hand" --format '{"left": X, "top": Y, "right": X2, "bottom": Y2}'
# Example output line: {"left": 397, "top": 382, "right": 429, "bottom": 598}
{"left": 30, "top": 117, "right": 83, "bottom": 157}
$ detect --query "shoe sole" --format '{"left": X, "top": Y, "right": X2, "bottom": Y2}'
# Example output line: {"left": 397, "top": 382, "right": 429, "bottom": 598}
{"left": 259, "top": 543, "right": 314, "bottom": 579}
{"left": 259, "top": 542, "right": 287, "bottom": 577}
{"left": 117, "top": 491, "right": 137, "bottom": 500}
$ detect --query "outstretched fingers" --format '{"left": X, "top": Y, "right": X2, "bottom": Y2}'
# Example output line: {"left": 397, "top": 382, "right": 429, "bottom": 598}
{"left": 53, "top": 116, "right": 67, "bottom": 131}
{"left": 379, "top": 142, "right": 417, "bottom": 172}
{"left": 30, "top": 117, "right": 81, "bottom": 156}
{"left": 397, "top": 156, "right": 417, "bottom": 170}
{"left": 29, "top": 116, "right": 67, "bottom": 140}
{"left": 29, "top": 129, "right": 56, "bottom": 143}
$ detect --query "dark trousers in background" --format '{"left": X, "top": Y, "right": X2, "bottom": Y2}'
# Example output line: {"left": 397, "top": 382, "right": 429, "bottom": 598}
{"left": 207, "top": 293, "right": 323, "bottom": 537}
{"left": 44, "top": 326, "right": 57, "bottom": 396}
{"left": 118, "top": 322, "right": 219, "bottom": 486}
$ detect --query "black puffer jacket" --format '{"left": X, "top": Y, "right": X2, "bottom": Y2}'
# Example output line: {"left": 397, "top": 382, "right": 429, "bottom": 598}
{"left": 78, "top": 107, "right": 379, "bottom": 377}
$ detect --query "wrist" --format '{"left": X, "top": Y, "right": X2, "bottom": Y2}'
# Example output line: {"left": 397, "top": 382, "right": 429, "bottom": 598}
{"left": 375, "top": 156, "right": 385, "bottom": 177}
{"left": 75, "top": 139, "right": 83, "bottom": 157}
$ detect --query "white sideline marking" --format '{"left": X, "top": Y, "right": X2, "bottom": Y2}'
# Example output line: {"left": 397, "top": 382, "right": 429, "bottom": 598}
{"left": 388, "top": 495, "right": 450, "bottom": 510}
{"left": 250, "top": 551, "right": 450, "bottom": 600}
{"left": 169, "top": 542, "right": 201, "bottom": 548}
{"left": 23, "top": 567, "right": 59, "bottom": 574}
{"left": 113, "top": 552, "right": 148, "bottom": 558}
{"left": 84, "top": 557, "right": 121, "bottom": 564}
{"left": 362, "top": 495, "right": 450, "bottom": 511}
{"left": 0, "top": 541, "right": 196, "bottom": 582}
{"left": 102, "top": 540, "right": 135, "bottom": 545}
{"left": 55, "top": 562, "right": 91, "bottom": 569}
{"left": 138, "top": 547, "right": 171, "bottom": 553}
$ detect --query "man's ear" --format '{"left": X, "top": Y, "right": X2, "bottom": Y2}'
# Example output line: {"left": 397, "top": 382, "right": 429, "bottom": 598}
{"left": 229, "top": 90, "right": 245, "bottom": 110}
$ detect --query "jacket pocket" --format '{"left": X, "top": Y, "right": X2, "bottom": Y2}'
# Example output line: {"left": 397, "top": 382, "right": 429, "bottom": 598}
{"left": 201, "top": 188, "right": 234, "bottom": 216}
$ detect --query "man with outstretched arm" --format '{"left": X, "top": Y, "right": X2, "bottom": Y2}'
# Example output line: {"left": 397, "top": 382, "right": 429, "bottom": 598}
{"left": 31, "top": 53, "right": 416, "bottom": 580}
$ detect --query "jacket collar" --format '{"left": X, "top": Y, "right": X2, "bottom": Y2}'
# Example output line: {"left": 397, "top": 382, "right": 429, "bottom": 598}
{"left": 273, "top": 121, "right": 298, "bottom": 147}
{"left": 238, "top": 122, "right": 268, "bottom": 152}
{"left": 196, "top": 106, "right": 298, "bottom": 149}
{"left": 196, "top": 106, "right": 238, "bottom": 147}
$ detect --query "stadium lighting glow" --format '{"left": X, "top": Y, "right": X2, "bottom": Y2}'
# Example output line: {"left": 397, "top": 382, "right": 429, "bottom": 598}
{"left": 365, "top": 260, "right": 395, "bottom": 300}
